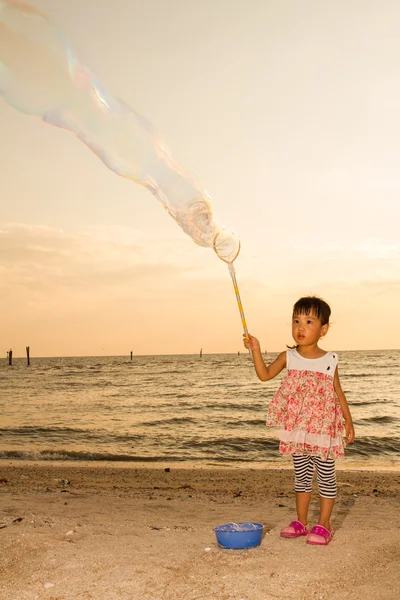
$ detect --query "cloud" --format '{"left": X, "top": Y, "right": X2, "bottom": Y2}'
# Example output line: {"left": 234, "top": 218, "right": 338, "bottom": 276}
{"left": 2, "top": 222, "right": 399, "bottom": 355}
{"left": 0, "top": 221, "right": 231, "bottom": 319}
{"left": 0, "top": 221, "right": 242, "bottom": 355}
{"left": 0, "top": 222, "right": 208, "bottom": 298}
{"left": 241, "top": 236, "right": 400, "bottom": 291}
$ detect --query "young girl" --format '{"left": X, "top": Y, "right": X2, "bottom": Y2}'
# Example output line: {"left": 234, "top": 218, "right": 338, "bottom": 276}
{"left": 244, "top": 296, "right": 355, "bottom": 546}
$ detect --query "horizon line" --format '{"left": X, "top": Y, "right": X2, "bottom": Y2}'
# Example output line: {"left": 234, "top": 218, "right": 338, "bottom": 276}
{"left": 2, "top": 348, "right": 399, "bottom": 360}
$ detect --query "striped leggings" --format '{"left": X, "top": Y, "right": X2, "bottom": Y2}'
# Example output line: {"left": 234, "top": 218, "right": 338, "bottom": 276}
{"left": 292, "top": 454, "right": 337, "bottom": 499}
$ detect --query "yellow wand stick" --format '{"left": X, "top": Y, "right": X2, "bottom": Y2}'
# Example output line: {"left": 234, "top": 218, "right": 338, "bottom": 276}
{"left": 228, "top": 263, "right": 252, "bottom": 356}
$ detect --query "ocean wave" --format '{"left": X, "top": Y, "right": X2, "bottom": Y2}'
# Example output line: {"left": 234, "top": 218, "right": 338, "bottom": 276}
{"left": 347, "top": 436, "right": 400, "bottom": 456}
{"left": 351, "top": 400, "right": 390, "bottom": 406}
{"left": 0, "top": 426, "right": 142, "bottom": 443}
{"left": 181, "top": 436, "right": 278, "bottom": 451}
{"left": 159, "top": 393, "right": 194, "bottom": 399}
{"left": 0, "top": 425, "right": 95, "bottom": 435}
{"left": 343, "top": 373, "right": 375, "bottom": 378}
{"left": 206, "top": 402, "right": 266, "bottom": 412}
{"left": 140, "top": 417, "right": 197, "bottom": 427}
{"left": 355, "top": 416, "right": 399, "bottom": 425}
{"left": 223, "top": 419, "right": 266, "bottom": 428}
{"left": 0, "top": 449, "right": 186, "bottom": 462}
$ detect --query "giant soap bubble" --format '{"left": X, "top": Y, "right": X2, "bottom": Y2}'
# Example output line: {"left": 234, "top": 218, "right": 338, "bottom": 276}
{"left": 0, "top": 0, "right": 240, "bottom": 263}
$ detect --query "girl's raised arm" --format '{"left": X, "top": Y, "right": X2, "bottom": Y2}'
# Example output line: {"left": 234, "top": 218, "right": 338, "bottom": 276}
{"left": 243, "top": 334, "right": 286, "bottom": 381}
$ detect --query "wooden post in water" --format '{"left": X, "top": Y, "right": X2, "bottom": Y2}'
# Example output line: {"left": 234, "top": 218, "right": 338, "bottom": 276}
{"left": 26, "top": 346, "right": 30, "bottom": 366}
{"left": 130, "top": 351, "right": 133, "bottom": 361}
{"left": 8, "top": 350, "right": 12, "bottom": 366}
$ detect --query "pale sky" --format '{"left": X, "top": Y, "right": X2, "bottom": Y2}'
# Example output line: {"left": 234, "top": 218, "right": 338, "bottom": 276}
{"left": 1, "top": 0, "right": 400, "bottom": 356}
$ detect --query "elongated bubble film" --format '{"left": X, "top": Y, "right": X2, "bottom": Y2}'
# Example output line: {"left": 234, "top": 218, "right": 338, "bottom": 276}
{"left": 0, "top": 0, "right": 240, "bottom": 263}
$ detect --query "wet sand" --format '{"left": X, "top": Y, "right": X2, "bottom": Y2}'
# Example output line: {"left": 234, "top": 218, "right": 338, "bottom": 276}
{"left": 0, "top": 461, "right": 399, "bottom": 599}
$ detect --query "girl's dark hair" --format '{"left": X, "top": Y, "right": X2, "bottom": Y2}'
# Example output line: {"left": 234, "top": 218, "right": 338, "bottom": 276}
{"left": 292, "top": 296, "right": 331, "bottom": 326}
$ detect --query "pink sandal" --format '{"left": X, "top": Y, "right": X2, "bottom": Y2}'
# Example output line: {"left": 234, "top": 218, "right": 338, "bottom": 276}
{"left": 280, "top": 520, "right": 309, "bottom": 538}
{"left": 306, "top": 525, "right": 333, "bottom": 545}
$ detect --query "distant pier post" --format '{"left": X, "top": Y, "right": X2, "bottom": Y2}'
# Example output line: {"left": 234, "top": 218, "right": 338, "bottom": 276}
{"left": 8, "top": 350, "right": 12, "bottom": 366}
{"left": 26, "top": 346, "right": 30, "bottom": 366}
{"left": 130, "top": 351, "right": 133, "bottom": 361}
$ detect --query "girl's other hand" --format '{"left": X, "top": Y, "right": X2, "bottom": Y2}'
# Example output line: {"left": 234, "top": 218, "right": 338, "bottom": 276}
{"left": 344, "top": 420, "right": 355, "bottom": 444}
{"left": 243, "top": 333, "right": 261, "bottom": 352}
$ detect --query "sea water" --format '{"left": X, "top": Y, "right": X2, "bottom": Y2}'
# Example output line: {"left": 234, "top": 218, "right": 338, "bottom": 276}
{"left": 1, "top": 350, "right": 399, "bottom": 469}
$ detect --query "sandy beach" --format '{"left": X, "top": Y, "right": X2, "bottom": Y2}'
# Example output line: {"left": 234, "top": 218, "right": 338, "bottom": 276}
{"left": 0, "top": 461, "right": 399, "bottom": 600}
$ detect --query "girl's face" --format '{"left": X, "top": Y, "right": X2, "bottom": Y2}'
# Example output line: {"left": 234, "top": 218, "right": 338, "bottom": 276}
{"left": 292, "top": 312, "right": 329, "bottom": 346}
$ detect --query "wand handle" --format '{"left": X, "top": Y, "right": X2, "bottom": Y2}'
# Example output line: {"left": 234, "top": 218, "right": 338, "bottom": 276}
{"left": 228, "top": 263, "right": 252, "bottom": 356}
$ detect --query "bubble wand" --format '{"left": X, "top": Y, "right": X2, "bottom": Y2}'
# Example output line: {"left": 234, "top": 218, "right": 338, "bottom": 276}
{"left": 231, "top": 270, "right": 252, "bottom": 357}
{"left": 228, "top": 263, "right": 250, "bottom": 341}
{"left": 213, "top": 231, "right": 251, "bottom": 354}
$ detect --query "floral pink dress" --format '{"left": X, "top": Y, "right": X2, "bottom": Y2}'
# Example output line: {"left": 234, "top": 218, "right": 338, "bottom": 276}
{"left": 266, "top": 348, "right": 345, "bottom": 461}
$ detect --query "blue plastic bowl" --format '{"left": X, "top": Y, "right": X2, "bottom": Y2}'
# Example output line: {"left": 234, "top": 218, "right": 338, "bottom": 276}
{"left": 213, "top": 522, "right": 264, "bottom": 549}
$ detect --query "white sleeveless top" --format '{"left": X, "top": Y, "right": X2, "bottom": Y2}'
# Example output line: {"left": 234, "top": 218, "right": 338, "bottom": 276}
{"left": 287, "top": 348, "right": 338, "bottom": 378}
